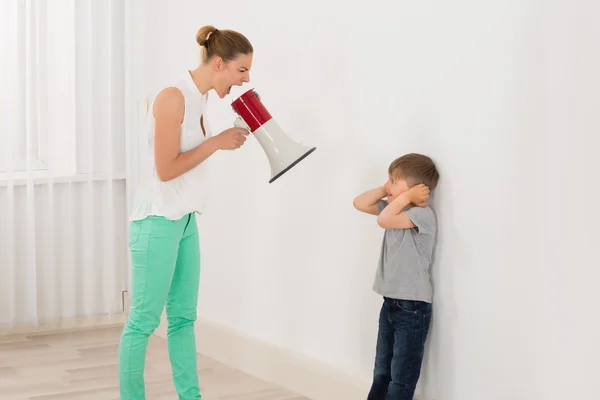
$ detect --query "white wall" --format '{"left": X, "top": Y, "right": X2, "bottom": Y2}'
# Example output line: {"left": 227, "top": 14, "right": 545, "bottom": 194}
{"left": 138, "top": 1, "right": 600, "bottom": 399}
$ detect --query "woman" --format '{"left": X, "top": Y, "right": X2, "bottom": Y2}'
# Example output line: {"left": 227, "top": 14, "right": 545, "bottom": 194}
{"left": 119, "top": 25, "right": 253, "bottom": 399}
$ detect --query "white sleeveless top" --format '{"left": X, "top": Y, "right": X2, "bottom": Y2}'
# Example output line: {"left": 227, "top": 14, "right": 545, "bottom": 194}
{"left": 129, "top": 71, "right": 213, "bottom": 221}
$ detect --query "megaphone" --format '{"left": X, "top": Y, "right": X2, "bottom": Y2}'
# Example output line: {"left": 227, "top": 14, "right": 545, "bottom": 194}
{"left": 231, "top": 89, "right": 316, "bottom": 183}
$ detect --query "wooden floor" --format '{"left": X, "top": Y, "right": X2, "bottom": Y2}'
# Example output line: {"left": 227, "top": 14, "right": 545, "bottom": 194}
{"left": 0, "top": 325, "right": 309, "bottom": 400}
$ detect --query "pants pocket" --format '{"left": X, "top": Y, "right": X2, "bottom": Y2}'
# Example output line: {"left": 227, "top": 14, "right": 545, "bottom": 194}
{"left": 393, "top": 299, "right": 432, "bottom": 315}
{"left": 128, "top": 221, "right": 143, "bottom": 247}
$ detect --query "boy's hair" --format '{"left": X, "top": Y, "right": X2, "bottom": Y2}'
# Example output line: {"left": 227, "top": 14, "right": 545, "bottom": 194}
{"left": 388, "top": 153, "right": 440, "bottom": 190}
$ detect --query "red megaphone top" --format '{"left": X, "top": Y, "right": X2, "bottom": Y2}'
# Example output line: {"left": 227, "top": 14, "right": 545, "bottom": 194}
{"left": 231, "top": 89, "right": 273, "bottom": 132}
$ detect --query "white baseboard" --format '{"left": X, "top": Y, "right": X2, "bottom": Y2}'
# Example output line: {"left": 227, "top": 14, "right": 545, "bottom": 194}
{"left": 154, "top": 313, "right": 434, "bottom": 400}
{"left": 129, "top": 286, "right": 429, "bottom": 400}
{"left": 128, "top": 292, "right": 366, "bottom": 398}
{"left": 154, "top": 314, "right": 371, "bottom": 400}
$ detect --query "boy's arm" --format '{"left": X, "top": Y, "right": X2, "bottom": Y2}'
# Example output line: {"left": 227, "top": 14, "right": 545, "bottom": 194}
{"left": 353, "top": 186, "right": 387, "bottom": 215}
{"left": 377, "top": 194, "right": 415, "bottom": 229}
{"left": 377, "top": 184, "right": 430, "bottom": 229}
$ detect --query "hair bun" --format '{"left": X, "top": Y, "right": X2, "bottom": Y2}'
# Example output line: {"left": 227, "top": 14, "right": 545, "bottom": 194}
{"left": 196, "top": 25, "right": 217, "bottom": 47}
{"left": 195, "top": 26, "right": 253, "bottom": 63}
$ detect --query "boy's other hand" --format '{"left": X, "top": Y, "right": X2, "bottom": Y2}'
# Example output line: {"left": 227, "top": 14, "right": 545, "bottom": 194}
{"left": 407, "top": 184, "right": 430, "bottom": 207}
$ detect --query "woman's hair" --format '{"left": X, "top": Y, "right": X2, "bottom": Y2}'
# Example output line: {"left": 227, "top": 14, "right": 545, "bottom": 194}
{"left": 196, "top": 25, "right": 253, "bottom": 63}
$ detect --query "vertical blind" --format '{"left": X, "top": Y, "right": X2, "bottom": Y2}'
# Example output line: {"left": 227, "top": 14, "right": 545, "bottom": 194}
{"left": 0, "top": 0, "right": 129, "bottom": 328}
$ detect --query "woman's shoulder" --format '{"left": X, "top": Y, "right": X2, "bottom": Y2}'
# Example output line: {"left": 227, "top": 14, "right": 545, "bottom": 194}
{"left": 152, "top": 86, "right": 185, "bottom": 121}
{"left": 156, "top": 86, "right": 185, "bottom": 103}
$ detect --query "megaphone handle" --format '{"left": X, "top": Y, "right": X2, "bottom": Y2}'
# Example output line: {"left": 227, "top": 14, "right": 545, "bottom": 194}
{"left": 233, "top": 115, "right": 251, "bottom": 132}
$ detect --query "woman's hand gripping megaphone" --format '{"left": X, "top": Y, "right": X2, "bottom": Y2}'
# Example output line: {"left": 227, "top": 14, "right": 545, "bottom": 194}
{"left": 211, "top": 119, "right": 250, "bottom": 150}
{"left": 233, "top": 115, "right": 251, "bottom": 132}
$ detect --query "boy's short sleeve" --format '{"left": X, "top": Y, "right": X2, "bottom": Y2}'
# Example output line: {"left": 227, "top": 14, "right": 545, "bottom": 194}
{"left": 405, "top": 206, "right": 436, "bottom": 235}
{"left": 378, "top": 200, "right": 388, "bottom": 212}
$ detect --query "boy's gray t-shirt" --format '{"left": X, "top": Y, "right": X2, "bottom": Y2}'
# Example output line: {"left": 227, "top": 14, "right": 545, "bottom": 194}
{"left": 374, "top": 200, "right": 437, "bottom": 303}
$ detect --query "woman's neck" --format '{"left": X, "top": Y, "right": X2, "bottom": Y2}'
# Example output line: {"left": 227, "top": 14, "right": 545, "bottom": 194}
{"left": 188, "top": 65, "right": 212, "bottom": 95}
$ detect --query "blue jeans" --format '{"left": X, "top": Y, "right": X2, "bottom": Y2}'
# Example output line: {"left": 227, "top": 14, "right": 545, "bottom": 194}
{"left": 367, "top": 297, "right": 432, "bottom": 400}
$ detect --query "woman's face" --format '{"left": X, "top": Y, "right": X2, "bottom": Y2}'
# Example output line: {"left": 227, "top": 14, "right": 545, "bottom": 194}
{"left": 213, "top": 53, "right": 253, "bottom": 98}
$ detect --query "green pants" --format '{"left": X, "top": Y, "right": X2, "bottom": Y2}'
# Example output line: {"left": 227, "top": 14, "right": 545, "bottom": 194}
{"left": 119, "top": 213, "right": 201, "bottom": 399}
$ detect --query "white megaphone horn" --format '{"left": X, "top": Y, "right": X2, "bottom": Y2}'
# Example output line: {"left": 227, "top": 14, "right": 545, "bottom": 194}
{"left": 231, "top": 89, "right": 316, "bottom": 183}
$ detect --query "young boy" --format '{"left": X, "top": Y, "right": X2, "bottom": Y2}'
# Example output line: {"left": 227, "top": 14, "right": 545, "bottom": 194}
{"left": 353, "top": 153, "right": 439, "bottom": 400}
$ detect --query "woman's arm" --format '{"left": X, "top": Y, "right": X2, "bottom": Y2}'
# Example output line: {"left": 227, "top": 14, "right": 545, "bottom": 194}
{"left": 153, "top": 87, "right": 249, "bottom": 182}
